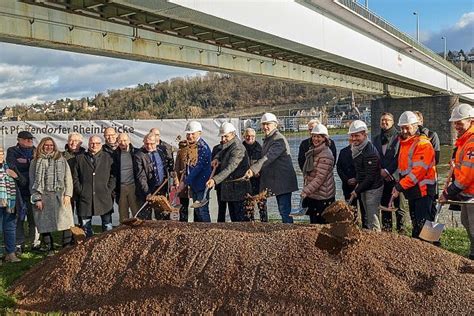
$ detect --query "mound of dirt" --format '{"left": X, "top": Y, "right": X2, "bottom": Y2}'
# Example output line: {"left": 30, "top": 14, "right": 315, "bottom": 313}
{"left": 10, "top": 222, "right": 474, "bottom": 314}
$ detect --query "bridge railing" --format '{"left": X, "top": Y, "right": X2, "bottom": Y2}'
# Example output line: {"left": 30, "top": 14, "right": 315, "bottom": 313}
{"left": 338, "top": 0, "right": 474, "bottom": 85}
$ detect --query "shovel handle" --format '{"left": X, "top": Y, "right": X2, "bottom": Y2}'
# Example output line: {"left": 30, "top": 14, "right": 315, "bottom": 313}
{"left": 387, "top": 195, "right": 395, "bottom": 209}
{"left": 133, "top": 177, "right": 168, "bottom": 219}
{"left": 347, "top": 195, "right": 355, "bottom": 205}
{"left": 209, "top": 164, "right": 217, "bottom": 180}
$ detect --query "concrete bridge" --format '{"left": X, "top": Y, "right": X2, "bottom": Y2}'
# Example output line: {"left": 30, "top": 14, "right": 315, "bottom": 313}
{"left": 0, "top": 0, "right": 473, "bottom": 142}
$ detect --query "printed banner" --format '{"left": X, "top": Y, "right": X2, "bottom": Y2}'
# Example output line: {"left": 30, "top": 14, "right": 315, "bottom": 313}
{"left": 0, "top": 118, "right": 240, "bottom": 150}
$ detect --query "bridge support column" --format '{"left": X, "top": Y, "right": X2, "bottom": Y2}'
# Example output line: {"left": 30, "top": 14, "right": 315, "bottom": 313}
{"left": 371, "top": 95, "right": 459, "bottom": 145}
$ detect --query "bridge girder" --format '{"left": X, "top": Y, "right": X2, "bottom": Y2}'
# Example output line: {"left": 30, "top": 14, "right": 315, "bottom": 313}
{"left": 0, "top": 0, "right": 433, "bottom": 97}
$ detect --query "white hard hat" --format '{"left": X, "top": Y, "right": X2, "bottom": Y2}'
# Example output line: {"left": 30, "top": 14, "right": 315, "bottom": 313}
{"left": 347, "top": 120, "right": 368, "bottom": 134}
{"left": 311, "top": 124, "right": 329, "bottom": 136}
{"left": 185, "top": 121, "right": 202, "bottom": 134}
{"left": 218, "top": 122, "right": 236, "bottom": 136}
{"left": 261, "top": 112, "right": 278, "bottom": 124}
{"left": 449, "top": 103, "right": 474, "bottom": 122}
{"left": 397, "top": 111, "right": 419, "bottom": 126}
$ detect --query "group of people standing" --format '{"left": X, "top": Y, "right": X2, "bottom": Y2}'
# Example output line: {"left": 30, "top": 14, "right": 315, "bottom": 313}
{"left": 1, "top": 103, "right": 473, "bottom": 264}
{"left": 297, "top": 104, "right": 473, "bottom": 261}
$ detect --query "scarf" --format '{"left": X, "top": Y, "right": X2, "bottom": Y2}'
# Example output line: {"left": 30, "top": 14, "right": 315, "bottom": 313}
{"left": 32, "top": 153, "right": 64, "bottom": 194}
{"left": 380, "top": 126, "right": 398, "bottom": 145}
{"left": 302, "top": 142, "right": 326, "bottom": 174}
{"left": 0, "top": 163, "right": 17, "bottom": 212}
{"left": 351, "top": 138, "right": 369, "bottom": 159}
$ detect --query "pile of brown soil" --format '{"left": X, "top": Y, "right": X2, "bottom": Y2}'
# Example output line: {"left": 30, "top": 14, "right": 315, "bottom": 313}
{"left": 10, "top": 221, "right": 473, "bottom": 314}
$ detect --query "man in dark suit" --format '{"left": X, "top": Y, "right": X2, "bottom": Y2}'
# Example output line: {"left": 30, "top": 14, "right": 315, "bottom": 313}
{"left": 72, "top": 135, "right": 115, "bottom": 237}
{"left": 134, "top": 132, "right": 169, "bottom": 220}
{"left": 372, "top": 112, "right": 407, "bottom": 233}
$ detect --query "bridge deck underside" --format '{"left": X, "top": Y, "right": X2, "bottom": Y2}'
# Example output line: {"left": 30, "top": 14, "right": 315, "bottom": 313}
{"left": 17, "top": 0, "right": 435, "bottom": 96}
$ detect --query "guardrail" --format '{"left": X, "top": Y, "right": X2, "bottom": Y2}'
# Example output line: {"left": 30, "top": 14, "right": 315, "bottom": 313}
{"left": 338, "top": 0, "right": 474, "bottom": 85}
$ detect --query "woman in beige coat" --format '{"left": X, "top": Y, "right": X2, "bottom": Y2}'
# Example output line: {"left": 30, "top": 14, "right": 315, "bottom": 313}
{"left": 30, "top": 137, "right": 74, "bottom": 255}
{"left": 301, "top": 124, "right": 336, "bottom": 224}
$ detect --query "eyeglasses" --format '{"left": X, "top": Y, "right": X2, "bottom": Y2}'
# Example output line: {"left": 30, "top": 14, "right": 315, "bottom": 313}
{"left": 90, "top": 142, "right": 101, "bottom": 145}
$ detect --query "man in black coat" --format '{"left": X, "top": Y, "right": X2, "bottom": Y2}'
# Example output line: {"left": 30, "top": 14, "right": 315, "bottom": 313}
{"left": 102, "top": 127, "right": 118, "bottom": 155}
{"left": 349, "top": 120, "right": 384, "bottom": 231}
{"left": 7, "top": 131, "right": 40, "bottom": 251}
{"left": 150, "top": 128, "right": 174, "bottom": 172}
{"left": 242, "top": 128, "right": 267, "bottom": 222}
{"left": 372, "top": 112, "right": 407, "bottom": 233}
{"left": 72, "top": 135, "right": 116, "bottom": 237}
{"left": 298, "top": 119, "right": 337, "bottom": 170}
{"left": 207, "top": 123, "right": 251, "bottom": 222}
{"left": 336, "top": 139, "right": 367, "bottom": 228}
{"left": 134, "top": 132, "right": 169, "bottom": 220}
{"left": 113, "top": 133, "right": 140, "bottom": 222}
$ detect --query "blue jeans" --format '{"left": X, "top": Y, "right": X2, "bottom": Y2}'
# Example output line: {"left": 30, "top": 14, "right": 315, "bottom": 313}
{"left": 79, "top": 212, "right": 113, "bottom": 238}
{"left": 0, "top": 207, "right": 17, "bottom": 255}
{"left": 276, "top": 193, "right": 293, "bottom": 223}
{"left": 192, "top": 189, "right": 211, "bottom": 222}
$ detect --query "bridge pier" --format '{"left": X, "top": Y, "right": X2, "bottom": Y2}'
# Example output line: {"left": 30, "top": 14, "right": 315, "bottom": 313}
{"left": 371, "top": 95, "right": 459, "bottom": 145}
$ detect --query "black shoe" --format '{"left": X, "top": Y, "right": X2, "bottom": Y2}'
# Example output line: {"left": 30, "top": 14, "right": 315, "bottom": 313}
{"left": 31, "top": 245, "right": 47, "bottom": 253}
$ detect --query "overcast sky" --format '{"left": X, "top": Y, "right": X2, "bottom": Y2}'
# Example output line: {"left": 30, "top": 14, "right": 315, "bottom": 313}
{"left": 0, "top": 1, "right": 472, "bottom": 108}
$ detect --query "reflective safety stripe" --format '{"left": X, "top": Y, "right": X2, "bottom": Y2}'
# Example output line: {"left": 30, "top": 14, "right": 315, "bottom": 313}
{"left": 419, "top": 179, "right": 436, "bottom": 186}
{"left": 458, "top": 138, "right": 474, "bottom": 160}
{"left": 460, "top": 161, "right": 474, "bottom": 168}
{"left": 408, "top": 172, "right": 418, "bottom": 184}
{"left": 413, "top": 161, "right": 430, "bottom": 170}
{"left": 400, "top": 169, "right": 410, "bottom": 176}
{"left": 399, "top": 139, "right": 420, "bottom": 178}
{"left": 454, "top": 179, "right": 466, "bottom": 190}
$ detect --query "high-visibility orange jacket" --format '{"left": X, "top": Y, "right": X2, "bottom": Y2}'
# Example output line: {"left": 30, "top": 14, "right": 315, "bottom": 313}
{"left": 395, "top": 134, "right": 437, "bottom": 200}
{"left": 446, "top": 125, "right": 474, "bottom": 199}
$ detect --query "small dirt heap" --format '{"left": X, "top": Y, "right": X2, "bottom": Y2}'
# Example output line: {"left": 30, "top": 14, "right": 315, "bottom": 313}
{"left": 10, "top": 216, "right": 474, "bottom": 314}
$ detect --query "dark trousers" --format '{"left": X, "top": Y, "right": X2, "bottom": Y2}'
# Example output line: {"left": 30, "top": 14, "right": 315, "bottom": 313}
{"left": 227, "top": 201, "right": 245, "bottom": 222}
{"left": 179, "top": 197, "right": 190, "bottom": 222}
{"left": 304, "top": 197, "right": 335, "bottom": 224}
{"left": 216, "top": 187, "right": 228, "bottom": 222}
{"left": 343, "top": 189, "right": 366, "bottom": 228}
{"left": 408, "top": 195, "right": 434, "bottom": 238}
{"left": 380, "top": 180, "right": 408, "bottom": 232}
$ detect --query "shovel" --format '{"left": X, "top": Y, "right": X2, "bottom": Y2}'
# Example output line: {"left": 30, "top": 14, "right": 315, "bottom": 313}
{"left": 122, "top": 178, "right": 168, "bottom": 226}
{"left": 290, "top": 198, "right": 308, "bottom": 217}
{"left": 190, "top": 165, "right": 217, "bottom": 209}
{"left": 379, "top": 195, "right": 397, "bottom": 212}
{"left": 419, "top": 203, "right": 445, "bottom": 242}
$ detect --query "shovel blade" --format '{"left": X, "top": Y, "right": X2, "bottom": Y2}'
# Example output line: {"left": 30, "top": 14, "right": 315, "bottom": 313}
{"left": 190, "top": 198, "right": 209, "bottom": 209}
{"left": 419, "top": 220, "right": 445, "bottom": 242}
{"left": 290, "top": 207, "right": 308, "bottom": 217}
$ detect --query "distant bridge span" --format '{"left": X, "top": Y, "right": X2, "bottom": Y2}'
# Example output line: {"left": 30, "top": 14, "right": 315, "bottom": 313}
{"left": 0, "top": 0, "right": 473, "bottom": 102}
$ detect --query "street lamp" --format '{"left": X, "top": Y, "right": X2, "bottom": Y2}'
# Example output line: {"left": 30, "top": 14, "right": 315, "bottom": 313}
{"left": 413, "top": 12, "right": 419, "bottom": 42}
{"left": 442, "top": 36, "right": 447, "bottom": 60}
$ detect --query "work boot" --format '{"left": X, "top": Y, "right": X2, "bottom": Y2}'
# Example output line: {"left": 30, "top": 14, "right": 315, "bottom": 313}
{"left": 4, "top": 253, "right": 21, "bottom": 263}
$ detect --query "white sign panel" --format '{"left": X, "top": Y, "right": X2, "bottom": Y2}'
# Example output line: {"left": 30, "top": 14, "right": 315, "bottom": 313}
{"left": 0, "top": 118, "right": 240, "bottom": 150}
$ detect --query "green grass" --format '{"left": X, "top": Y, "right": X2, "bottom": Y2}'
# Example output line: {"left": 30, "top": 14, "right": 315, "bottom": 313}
{"left": 440, "top": 227, "right": 470, "bottom": 257}
{"left": 0, "top": 225, "right": 470, "bottom": 312}
{"left": 1, "top": 252, "right": 44, "bottom": 311}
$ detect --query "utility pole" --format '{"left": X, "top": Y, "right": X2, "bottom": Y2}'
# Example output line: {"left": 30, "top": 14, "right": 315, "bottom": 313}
{"left": 442, "top": 36, "right": 447, "bottom": 59}
{"left": 413, "top": 12, "right": 419, "bottom": 42}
